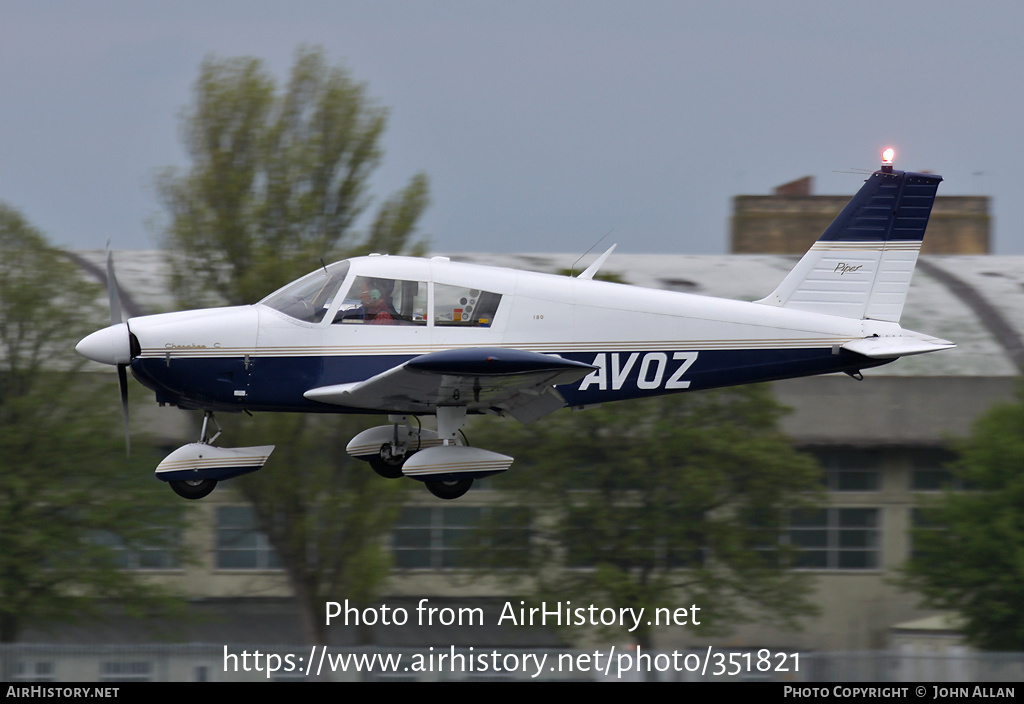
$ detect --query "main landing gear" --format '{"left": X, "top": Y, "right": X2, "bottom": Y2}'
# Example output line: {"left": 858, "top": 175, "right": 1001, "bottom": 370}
{"left": 347, "top": 410, "right": 514, "bottom": 500}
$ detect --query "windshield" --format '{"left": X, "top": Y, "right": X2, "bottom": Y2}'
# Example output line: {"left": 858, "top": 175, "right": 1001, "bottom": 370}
{"left": 259, "top": 261, "right": 351, "bottom": 323}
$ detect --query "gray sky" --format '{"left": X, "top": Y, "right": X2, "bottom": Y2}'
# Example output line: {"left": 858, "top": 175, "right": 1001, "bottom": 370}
{"left": 2, "top": 0, "right": 1022, "bottom": 255}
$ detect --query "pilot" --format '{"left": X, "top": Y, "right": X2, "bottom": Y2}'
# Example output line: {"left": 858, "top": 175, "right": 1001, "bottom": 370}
{"left": 358, "top": 278, "right": 400, "bottom": 324}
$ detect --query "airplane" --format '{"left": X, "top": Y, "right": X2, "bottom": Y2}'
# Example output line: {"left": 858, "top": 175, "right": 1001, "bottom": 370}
{"left": 77, "top": 149, "right": 953, "bottom": 501}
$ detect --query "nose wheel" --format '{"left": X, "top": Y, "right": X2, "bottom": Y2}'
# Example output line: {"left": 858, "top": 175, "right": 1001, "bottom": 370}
{"left": 156, "top": 411, "right": 275, "bottom": 500}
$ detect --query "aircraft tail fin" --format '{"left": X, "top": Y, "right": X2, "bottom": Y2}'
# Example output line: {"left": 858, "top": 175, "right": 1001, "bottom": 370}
{"left": 755, "top": 163, "right": 942, "bottom": 322}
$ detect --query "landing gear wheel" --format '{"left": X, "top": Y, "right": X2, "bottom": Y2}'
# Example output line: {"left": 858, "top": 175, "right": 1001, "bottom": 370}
{"left": 369, "top": 444, "right": 408, "bottom": 479}
{"left": 425, "top": 477, "right": 473, "bottom": 500}
{"left": 169, "top": 478, "right": 218, "bottom": 500}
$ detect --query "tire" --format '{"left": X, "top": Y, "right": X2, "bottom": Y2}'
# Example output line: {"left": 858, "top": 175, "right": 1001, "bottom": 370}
{"left": 169, "top": 478, "right": 218, "bottom": 500}
{"left": 425, "top": 477, "right": 473, "bottom": 500}
{"left": 368, "top": 443, "right": 407, "bottom": 479}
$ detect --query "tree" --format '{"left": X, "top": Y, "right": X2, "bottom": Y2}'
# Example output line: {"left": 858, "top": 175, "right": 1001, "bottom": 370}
{"left": 901, "top": 382, "right": 1024, "bottom": 650}
{"left": 0, "top": 204, "right": 185, "bottom": 645}
{"left": 229, "top": 412, "right": 407, "bottom": 645}
{"left": 158, "top": 45, "right": 429, "bottom": 307}
{"left": 158, "top": 47, "right": 428, "bottom": 644}
{"left": 466, "top": 385, "right": 823, "bottom": 649}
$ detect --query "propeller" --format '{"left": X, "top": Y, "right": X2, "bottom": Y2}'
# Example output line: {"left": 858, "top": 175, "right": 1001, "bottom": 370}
{"left": 76, "top": 245, "right": 142, "bottom": 456}
{"left": 106, "top": 244, "right": 131, "bottom": 455}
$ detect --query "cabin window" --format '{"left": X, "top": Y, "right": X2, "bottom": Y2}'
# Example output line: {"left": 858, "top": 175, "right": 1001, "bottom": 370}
{"left": 332, "top": 276, "right": 428, "bottom": 325}
{"left": 434, "top": 284, "right": 502, "bottom": 327}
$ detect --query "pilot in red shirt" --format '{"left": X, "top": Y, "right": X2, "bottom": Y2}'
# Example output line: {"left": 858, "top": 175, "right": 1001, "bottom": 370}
{"left": 359, "top": 279, "right": 399, "bottom": 324}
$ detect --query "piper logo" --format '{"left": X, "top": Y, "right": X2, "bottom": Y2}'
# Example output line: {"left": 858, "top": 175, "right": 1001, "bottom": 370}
{"left": 834, "top": 263, "right": 863, "bottom": 275}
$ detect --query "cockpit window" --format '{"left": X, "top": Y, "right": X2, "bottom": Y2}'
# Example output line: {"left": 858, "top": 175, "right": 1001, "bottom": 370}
{"left": 259, "top": 261, "right": 350, "bottom": 323}
{"left": 261, "top": 261, "right": 504, "bottom": 328}
{"left": 333, "top": 276, "right": 427, "bottom": 325}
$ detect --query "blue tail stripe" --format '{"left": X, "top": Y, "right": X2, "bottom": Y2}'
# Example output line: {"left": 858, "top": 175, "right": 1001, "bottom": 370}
{"left": 820, "top": 171, "right": 942, "bottom": 243}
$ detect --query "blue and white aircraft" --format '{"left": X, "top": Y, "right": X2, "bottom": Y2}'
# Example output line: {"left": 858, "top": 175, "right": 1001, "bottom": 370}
{"left": 77, "top": 151, "right": 953, "bottom": 500}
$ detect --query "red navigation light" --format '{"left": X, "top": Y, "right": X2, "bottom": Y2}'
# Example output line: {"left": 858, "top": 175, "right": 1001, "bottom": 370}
{"left": 882, "top": 147, "right": 895, "bottom": 165}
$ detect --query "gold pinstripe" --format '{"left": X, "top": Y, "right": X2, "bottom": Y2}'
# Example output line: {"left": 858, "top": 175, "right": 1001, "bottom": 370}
{"left": 156, "top": 456, "right": 271, "bottom": 471}
{"left": 138, "top": 337, "right": 858, "bottom": 360}
{"left": 402, "top": 458, "right": 513, "bottom": 476}
{"left": 347, "top": 438, "right": 444, "bottom": 456}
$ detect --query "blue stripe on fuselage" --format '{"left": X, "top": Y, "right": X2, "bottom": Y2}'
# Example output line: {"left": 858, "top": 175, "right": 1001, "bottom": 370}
{"left": 558, "top": 347, "right": 886, "bottom": 405}
{"left": 132, "top": 347, "right": 886, "bottom": 413}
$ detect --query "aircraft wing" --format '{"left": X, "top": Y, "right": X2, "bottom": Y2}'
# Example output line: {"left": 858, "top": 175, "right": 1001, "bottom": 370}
{"left": 304, "top": 348, "right": 598, "bottom": 423}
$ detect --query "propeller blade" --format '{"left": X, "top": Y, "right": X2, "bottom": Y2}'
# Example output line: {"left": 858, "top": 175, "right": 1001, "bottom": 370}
{"left": 105, "top": 242, "right": 124, "bottom": 326}
{"left": 117, "top": 362, "right": 131, "bottom": 456}
{"left": 106, "top": 244, "right": 130, "bottom": 456}
{"left": 108, "top": 243, "right": 130, "bottom": 455}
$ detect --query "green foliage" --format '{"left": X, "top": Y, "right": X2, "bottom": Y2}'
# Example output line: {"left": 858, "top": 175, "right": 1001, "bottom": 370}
{"left": 467, "top": 385, "right": 823, "bottom": 647}
{"left": 0, "top": 204, "right": 186, "bottom": 643}
{"left": 901, "top": 382, "right": 1024, "bottom": 650}
{"left": 158, "top": 46, "right": 430, "bottom": 307}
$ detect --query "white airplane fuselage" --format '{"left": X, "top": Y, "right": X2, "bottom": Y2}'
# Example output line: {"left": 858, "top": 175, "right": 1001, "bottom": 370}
{"left": 124, "top": 255, "right": 886, "bottom": 416}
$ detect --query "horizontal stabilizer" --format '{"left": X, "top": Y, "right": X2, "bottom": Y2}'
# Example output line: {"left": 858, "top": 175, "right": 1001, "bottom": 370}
{"left": 842, "top": 333, "right": 955, "bottom": 359}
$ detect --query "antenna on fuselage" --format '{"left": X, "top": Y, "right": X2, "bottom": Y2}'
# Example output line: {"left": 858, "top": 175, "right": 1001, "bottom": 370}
{"left": 577, "top": 244, "right": 618, "bottom": 280}
{"left": 570, "top": 229, "right": 614, "bottom": 277}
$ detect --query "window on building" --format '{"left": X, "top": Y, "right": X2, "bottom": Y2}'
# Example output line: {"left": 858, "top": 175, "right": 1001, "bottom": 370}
{"left": 564, "top": 507, "right": 704, "bottom": 570}
{"left": 808, "top": 447, "right": 882, "bottom": 491}
{"left": 911, "top": 448, "right": 960, "bottom": 491}
{"left": 392, "top": 505, "right": 530, "bottom": 569}
{"left": 787, "top": 507, "right": 880, "bottom": 570}
{"left": 99, "top": 660, "right": 152, "bottom": 682}
{"left": 89, "top": 529, "right": 180, "bottom": 570}
{"left": 13, "top": 660, "right": 54, "bottom": 682}
{"left": 215, "top": 505, "right": 281, "bottom": 570}
{"left": 909, "top": 506, "right": 945, "bottom": 560}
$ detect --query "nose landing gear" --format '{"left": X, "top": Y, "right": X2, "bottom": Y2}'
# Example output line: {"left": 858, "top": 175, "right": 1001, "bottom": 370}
{"left": 155, "top": 411, "right": 276, "bottom": 500}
